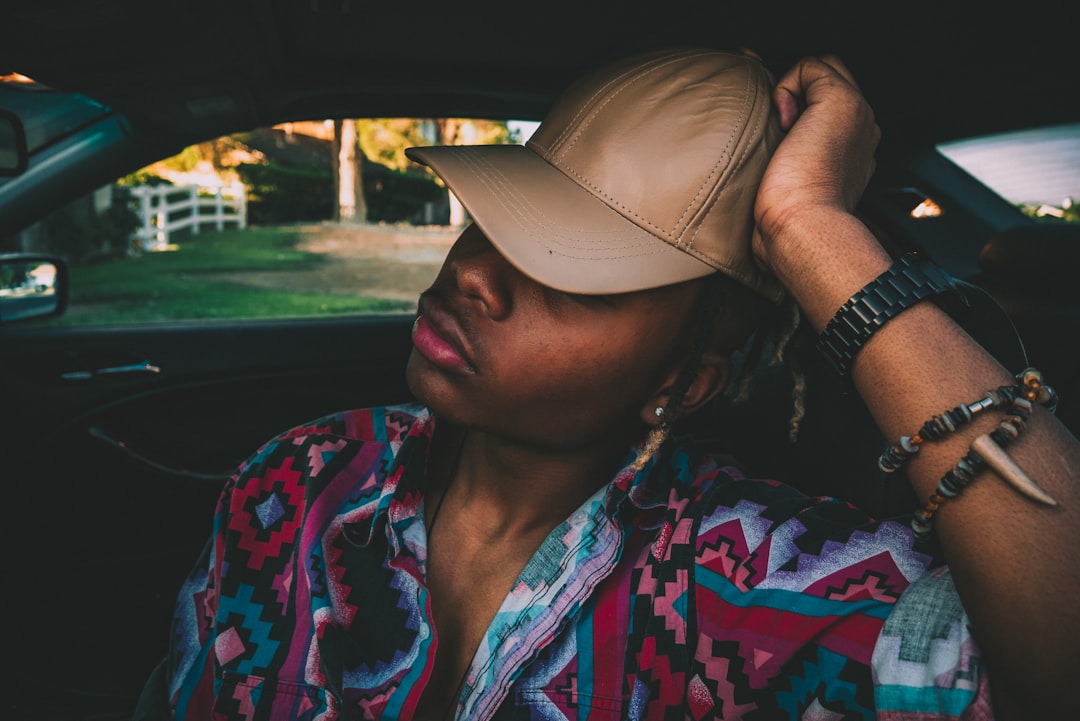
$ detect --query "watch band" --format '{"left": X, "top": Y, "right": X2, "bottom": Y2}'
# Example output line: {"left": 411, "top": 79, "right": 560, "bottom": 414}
{"left": 816, "top": 253, "right": 957, "bottom": 377}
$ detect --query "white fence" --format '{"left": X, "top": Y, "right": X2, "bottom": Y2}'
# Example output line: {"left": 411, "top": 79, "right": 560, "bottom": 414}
{"left": 129, "top": 182, "right": 247, "bottom": 251}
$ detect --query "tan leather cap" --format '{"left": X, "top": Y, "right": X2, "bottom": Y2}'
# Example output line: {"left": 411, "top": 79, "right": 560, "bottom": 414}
{"left": 406, "top": 47, "right": 784, "bottom": 301}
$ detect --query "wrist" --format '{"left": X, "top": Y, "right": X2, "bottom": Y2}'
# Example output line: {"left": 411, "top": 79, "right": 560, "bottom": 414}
{"left": 816, "top": 253, "right": 960, "bottom": 378}
{"left": 756, "top": 209, "right": 892, "bottom": 329}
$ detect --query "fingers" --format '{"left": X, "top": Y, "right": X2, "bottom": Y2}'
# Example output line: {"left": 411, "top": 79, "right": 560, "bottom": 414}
{"left": 771, "top": 55, "right": 865, "bottom": 130}
{"left": 755, "top": 52, "right": 881, "bottom": 229}
{"left": 773, "top": 86, "right": 801, "bottom": 129}
{"left": 817, "top": 53, "right": 860, "bottom": 89}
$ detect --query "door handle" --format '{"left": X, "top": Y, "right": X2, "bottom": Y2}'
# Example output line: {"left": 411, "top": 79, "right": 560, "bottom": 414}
{"left": 61, "top": 360, "right": 161, "bottom": 381}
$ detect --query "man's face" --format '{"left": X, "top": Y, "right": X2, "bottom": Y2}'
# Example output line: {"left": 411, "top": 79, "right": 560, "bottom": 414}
{"left": 406, "top": 224, "right": 704, "bottom": 453}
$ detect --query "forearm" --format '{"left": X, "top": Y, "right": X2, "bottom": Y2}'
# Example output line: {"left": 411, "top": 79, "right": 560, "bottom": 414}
{"left": 766, "top": 208, "right": 1080, "bottom": 714}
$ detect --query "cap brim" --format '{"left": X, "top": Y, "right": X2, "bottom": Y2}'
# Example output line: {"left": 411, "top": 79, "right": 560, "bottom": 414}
{"left": 406, "top": 144, "right": 716, "bottom": 294}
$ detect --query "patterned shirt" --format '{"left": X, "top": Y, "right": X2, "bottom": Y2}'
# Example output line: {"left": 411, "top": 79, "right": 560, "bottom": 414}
{"left": 160, "top": 403, "right": 992, "bottom": 720}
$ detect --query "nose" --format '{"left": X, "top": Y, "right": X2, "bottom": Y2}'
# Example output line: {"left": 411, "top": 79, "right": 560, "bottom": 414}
{"left": 445, "top": 224, "right": 515, "bottom": 320}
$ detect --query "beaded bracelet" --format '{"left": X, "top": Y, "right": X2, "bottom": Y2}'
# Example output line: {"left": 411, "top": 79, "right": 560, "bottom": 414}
{"left": 881, "top": 368, "right": 1059, "bottom": 473}
{"left": 879, "top": 384, "right": 1020, "bottom": 472}
{"left": 911, "top": 396, "right": 1030, "bottom": 537}
{"left": 910, "top": 368, "right": 1059, "bottom": 539}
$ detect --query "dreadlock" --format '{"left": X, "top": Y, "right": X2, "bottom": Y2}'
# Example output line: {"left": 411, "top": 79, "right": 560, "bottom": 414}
{"left": 669, "top": 273, "right": 808, "bottom": 441}
{"left": 660, "top": 276, "right": 726, "bottom": 422}
{"left": 630, "top": 278, "right": 722, "bottom": 471}
{"left": 725, "top": 293, "right": 806, "bottom": 442}
{"left": 632, "top": 272, "right": 808, "bottom": 470}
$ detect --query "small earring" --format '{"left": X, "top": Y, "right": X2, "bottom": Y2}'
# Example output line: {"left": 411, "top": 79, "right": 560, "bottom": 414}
{"left": 633, "top": 407, "right": 672, "bottom": 472}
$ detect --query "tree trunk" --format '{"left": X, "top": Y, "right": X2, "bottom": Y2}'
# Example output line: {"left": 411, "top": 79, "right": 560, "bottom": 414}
{"left": 331, "top": 120, "right": 341, "bottom": 221}
{"left": 334, "top": 119, "right": 358, "bottom": 221}
{"left": 448, "top": 190, "right": 467, "bottom": 227}
{"left": 437, "top": 118, "right": 469, "bottom": 227}
{"left": 354, "top": 133, "right": 369, "bottom": 224}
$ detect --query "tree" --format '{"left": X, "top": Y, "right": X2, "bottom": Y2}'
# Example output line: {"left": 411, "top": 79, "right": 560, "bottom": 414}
{"left": 332, "top": 119, "right": 368, "bottom": 222}
{"left": 430, "top": 119, "right": 513, "bottom": 226}
{"left": 346, "top": 118, "right": 515, "bottom": 227}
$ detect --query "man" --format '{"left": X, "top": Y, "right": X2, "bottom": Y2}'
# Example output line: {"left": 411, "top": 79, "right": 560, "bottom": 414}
{"left": 137, "top": 48, "right": 1080, "bottom": 720}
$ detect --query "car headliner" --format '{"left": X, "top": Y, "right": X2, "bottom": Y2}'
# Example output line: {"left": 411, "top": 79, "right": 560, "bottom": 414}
{"left": 1, "top": 0, "right": 1077, "bottom": 166}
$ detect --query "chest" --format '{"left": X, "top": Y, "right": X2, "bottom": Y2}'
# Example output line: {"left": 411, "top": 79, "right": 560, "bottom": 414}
{"left": 292, "top": 496, "right": 890, "bottom": 721}
{"left": 413, "top": 531, "right": 546, "bottom": 718}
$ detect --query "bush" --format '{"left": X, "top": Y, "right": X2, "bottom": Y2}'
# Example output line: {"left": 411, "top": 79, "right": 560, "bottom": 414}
{"left": 39, "top": 186, "right": 140, "bottom": 263}
{"left": 237, "top": 162, "right": 334, "bottom": 224}
{"left": 365, "top": 165, "right": 447, "bottom": 224}
{"left": 237, "top": 160, "right": 447, "bottom": 226}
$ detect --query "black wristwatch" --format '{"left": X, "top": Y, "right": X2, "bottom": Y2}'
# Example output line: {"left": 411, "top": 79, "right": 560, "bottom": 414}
{"left": 816, "top": 253, "right": 957, "bottom": 377}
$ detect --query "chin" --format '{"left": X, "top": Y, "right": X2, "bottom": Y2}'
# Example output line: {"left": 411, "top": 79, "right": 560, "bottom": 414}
{"left": 404, "top": 351, "right": 430, "bottom": 404}
{"left": 405, "top": 352, "right": 464, "bottom": 422}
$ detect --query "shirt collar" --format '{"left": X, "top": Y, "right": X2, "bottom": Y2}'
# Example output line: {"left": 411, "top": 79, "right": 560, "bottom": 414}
{"left": 345, "top": 408, "right": 697, "bottom": 547}
{"left": 604, "top": 431, "right": 696, "bottom": 521}
{"left": 340, "top": 405, "right": 436, "bottom": 549}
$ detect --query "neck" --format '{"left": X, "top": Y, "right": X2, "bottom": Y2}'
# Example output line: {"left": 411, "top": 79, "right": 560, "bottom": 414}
{"left": 432, "top": 424, "right": 637, "bottom": 538}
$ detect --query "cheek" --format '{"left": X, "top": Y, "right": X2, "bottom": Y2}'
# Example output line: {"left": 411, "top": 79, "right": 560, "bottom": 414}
{"left": 511, "top": 326, "right": 668, "bottom": 409}
{"left": 407, "top": 310, "right": 689, "bottom": 447}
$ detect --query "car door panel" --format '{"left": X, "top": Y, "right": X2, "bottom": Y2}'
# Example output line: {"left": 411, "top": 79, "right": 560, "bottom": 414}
{"left": 2, "top": 314, "right": 416, "bottom": 714}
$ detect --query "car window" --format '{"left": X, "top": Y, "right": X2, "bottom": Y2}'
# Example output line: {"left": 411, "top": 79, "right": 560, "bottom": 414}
{"left": 14, "top": 117, "right": 540, "bottom": 327}
{"left": 936, "top": 122, "right": 1079, "bottom": 222}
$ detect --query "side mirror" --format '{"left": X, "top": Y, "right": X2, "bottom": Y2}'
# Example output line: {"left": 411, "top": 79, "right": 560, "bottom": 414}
{"left": 0, "top": 109, "right": 29, "bottom": 176}
{"left": 0, "top": 254, "right": 68, "bottom": 324}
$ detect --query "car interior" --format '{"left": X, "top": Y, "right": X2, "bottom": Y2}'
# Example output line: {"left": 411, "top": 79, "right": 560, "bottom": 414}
{"left": 1, "top": 2, "right": 1077, "bottom": 719}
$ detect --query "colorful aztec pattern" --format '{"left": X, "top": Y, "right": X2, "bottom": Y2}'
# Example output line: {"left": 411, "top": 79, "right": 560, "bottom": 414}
{"left": 158, "top": 404, "right": 991, "bottom": 720}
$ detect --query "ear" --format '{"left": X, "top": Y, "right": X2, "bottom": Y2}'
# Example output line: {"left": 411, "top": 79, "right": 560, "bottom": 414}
{"left": 639, "top": 352, "right": 731, "bottom": 426}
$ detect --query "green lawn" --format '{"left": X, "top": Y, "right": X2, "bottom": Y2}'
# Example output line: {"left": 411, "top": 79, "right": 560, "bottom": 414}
{"left": 44, "top": 227, "right": 411, "bottom": 326}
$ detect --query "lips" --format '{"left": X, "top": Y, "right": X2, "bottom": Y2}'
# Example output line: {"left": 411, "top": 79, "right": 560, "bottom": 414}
{"left": 412, "top": 297, "right": 477, "bottom": 374}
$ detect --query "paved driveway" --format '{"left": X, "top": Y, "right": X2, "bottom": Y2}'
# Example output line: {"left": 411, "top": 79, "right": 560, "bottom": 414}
{"left": 218, "top": 222, "right": 460, "bottom": 304}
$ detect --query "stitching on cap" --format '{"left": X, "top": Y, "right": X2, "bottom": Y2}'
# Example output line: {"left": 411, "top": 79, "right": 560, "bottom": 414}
{"left": 544, "top": 49, "right": 705, "bottom": 154}
{"left": 538, "top": 72, "right": 627, "bottom": 154}
{"left": 448, "top": 147, "right": 673, "bottom": 261}
{"left": 543, "top": 57, "right": 668, "bottom": 153}
{"left": 675, "top": 61, "right": 754, "bottom": 244}
{"left": 681, "top": 242, "right": 755, "bottom": 289}
{"left": 554, "top": 53, "right": 751, "bottom": 243}
{"left": 556, "top": 52, "right": 721, "bottom": 238}
{"left": 686, "top": 65, "right": 764, "bottom": 251}
{"left": 562, "top": 51, "right": 716, "bottom": 156}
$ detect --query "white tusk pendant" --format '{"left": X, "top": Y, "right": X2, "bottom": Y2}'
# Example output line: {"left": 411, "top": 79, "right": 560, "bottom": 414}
{"left": 971, "top": 434, "right": 1058, "bottom": 507}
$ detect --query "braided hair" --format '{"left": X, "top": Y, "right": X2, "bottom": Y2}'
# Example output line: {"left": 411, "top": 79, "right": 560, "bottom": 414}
{"left": 652, "top": 272, "right": 807, "bottom": 458}
{"left": 634, "top": 272, "right": 807, "bottom": 469}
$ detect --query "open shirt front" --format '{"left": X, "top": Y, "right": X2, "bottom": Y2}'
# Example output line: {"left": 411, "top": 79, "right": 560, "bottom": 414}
{"left": 155, "top": 404, "right": 991, "bottom": 720}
